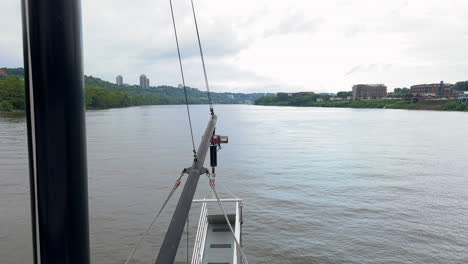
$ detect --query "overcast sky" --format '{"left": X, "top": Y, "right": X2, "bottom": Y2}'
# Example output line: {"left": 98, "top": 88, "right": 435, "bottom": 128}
{"left": 1, "top": 0, "right": 468, "bottom": 93}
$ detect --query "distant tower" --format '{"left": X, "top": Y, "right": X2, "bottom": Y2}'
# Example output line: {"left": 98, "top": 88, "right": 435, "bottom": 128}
{"left": 146, "top": 78, "right": 150, "bottom": 88}
{"left": 178, "top": 84, "right": 183, "bottom": 89}
{"left": 139, "top": 74, "right": 147, "bottom": 88}
{"left": 116, "top": 75, "right": 123, "bottom": 85}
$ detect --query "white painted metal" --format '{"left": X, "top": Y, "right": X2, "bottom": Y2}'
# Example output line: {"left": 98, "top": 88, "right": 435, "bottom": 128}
{"left": 191, "top": 202, "right": 204, "bottom": 264}
{"left": 191, "top": 201, "right": 208, "bottom": 264}
{"left": 233, "top": 201, "right": 241, "bottom": 264}
{"left": 193, "top": 198, "right": 243, "bottom": 203}
{"left": 192, "top": 198, "right": 244, "bottom": 264}
{"left": 198, "top": 212, "right": 208, "bottom": 264}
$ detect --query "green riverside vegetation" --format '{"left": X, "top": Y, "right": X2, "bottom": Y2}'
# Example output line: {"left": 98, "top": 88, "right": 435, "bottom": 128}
{"left": 255, "top": 92, "right": 468, "bottom": 111}
{"left": 3, "top": 67, "right": 468, "bottom": 112}
{"left": 0, "top": 75, "right": 171, "bottom": 111}
{"left": 0, "top": 76, "right": 25, "bottom": 112}
{"left": 0, "top": 67, "right": 270, "bottom": 112}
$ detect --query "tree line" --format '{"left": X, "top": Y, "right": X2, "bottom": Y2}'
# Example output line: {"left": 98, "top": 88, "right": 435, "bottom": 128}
{"left": 0, "top": 72, "right": 269, "bottom": 111}
{"left": 84, "top": 75, "right": 267, "bottom": 104}
{"left": 0, "top": 76, "right": 170, "bottom": 111}
{"left": 0, "top": 67, "right": 269, "bottom": 111}
{"left": 255, "top": 92, "right": 334, "bottom": 106}
{"left": 0, "top": 77, "right": 25, "bottom": 111}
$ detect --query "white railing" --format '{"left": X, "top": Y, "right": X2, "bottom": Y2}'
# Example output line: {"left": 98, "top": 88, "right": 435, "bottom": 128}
{"left": 191, "top": 198, "right": 244, "bottom": 264}
{"left": 191, "top": 200, "right": 208, "bottom": 264}
{"left": 233, "top": 201, "right": 241, "bottom": 264}
{"left": 193, "top": 198, "right": 243, "bottom": 203}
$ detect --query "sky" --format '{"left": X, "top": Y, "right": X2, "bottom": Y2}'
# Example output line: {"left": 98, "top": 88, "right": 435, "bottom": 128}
{"left": 1, "top": 0, "right": 468, "bottom": 93}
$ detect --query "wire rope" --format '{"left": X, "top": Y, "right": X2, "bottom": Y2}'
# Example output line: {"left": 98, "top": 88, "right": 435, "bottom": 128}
{"left": 124, "top": 172, "right": 186, "bottom": 264}
{"left": 209, "top": 183, "right": 249, "bottom": 264}
{"left": 189, "top": 0, "right": 214, "bottom": 115}
{"left": 169, "top": 0, "right": 197, "bottom": 157}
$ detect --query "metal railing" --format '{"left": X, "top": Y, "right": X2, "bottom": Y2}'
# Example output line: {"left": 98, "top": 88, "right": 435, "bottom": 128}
{"left": 191, "top": 201, "right": 208, "bottom": 264}
{"left": 191, "top": 198, "right": 243, "bottom": 264}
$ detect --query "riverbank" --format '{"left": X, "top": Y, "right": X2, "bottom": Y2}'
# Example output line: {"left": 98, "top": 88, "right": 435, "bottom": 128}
{"left": 0, "top": 67, "right": 272, "bottom": 112}
{"left": 0, "top": 74, "right": 266, "bottom": 113}
{"left": 255, "top": 98, "right": 468, "bottom": 111}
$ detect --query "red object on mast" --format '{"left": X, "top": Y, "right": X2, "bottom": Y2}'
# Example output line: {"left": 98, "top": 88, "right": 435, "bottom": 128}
{"left": 211, "top": 135, "right": 229, "bottom": 145}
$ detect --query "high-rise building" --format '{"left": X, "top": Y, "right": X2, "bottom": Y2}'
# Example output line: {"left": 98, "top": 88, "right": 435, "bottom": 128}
{"left": 352, "top": 84, "right": 387, "bottom": 100}
{"left": 146, "top": 78, "right": 150, "bottom": 88}
{"left": 140, "top": 74, "right": 147, "bottom": 88}
{"left": 116, "top": 75, "right": 123, "bottom": 85}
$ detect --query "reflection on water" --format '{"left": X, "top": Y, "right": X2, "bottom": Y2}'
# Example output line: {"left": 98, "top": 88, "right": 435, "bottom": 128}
{"left": 1, "top": 105, "right": 468, "bottom": 264}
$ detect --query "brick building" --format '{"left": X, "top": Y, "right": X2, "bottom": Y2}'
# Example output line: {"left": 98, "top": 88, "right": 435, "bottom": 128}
{"left": 410, "top": 82, "right": 453, "bottom": 97}
{"left": 352, "top": 84, "right": 387, "bottom": 100}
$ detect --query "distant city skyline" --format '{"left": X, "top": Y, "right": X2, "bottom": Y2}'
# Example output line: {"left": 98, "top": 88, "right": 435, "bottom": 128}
{"left": 1, "top": 0, "right": 468, "bottom": 93}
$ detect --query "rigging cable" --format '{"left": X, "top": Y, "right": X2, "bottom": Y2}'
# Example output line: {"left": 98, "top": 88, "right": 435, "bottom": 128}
{"left": 123, "top": 171, "right": 187, "bottom": 264}
{"left": 169, "top": 0, "right": 197, "bottom": 157}
{"left": 189, "top": 0, "right": 214, "bottom": 115}
{"left": 208, "top": 179, "right": 249, "bottom": 264}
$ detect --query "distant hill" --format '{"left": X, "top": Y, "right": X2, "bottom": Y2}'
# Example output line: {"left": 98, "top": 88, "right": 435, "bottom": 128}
{"left": 84, "top": 75, "right": 270, "bottom": 104}
{"left": 0, "top": 67, "right": 270, "bottom": 104}
{"left": 0, "top": 67, "right": 274, "bottom": 112}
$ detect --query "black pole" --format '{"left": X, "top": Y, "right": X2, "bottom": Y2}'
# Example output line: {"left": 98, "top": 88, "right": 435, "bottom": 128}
{"left": 21, "top": 0, "right": 90, "bottom": 263}
{"left": 156, "top": 115, "right": 217, "bottom": 264}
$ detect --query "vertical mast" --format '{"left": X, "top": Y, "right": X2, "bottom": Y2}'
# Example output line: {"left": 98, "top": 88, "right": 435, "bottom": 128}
{"left": 21, "top": 0, "right": 90, "bottom": 263}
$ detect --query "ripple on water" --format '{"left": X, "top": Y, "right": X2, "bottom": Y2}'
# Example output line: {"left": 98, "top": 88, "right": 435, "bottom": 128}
{"left": 2, "top": 106, "right": 468, "bottom": 264}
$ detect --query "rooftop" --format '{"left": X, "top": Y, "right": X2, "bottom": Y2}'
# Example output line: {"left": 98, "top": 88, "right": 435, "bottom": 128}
{"left": 353, "top": 84, "right": 386, "bottom": 87}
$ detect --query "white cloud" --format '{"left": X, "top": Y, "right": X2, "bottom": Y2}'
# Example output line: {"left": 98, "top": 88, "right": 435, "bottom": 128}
{"left": 1, "top": 0, "right": 468, "bottom": 92}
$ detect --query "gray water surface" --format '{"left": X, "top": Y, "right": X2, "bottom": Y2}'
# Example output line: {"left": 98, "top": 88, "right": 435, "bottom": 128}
{"left": 1, "top": 105, "right": 467, "bottom": 264}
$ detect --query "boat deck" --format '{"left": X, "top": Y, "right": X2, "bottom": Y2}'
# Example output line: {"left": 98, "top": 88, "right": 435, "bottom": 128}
{"left": 202, "top": 215, "right": 236, "bottom": 264}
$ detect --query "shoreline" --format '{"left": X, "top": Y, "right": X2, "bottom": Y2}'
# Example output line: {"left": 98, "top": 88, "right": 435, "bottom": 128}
{"left": 254, "top": 103, "right": 468, "bottom": 112}
{"left": 254, "top": 98, "right": 468, "bottom": 112}
{"left": 2, "top": 103, "right": 468, "bottom": 114}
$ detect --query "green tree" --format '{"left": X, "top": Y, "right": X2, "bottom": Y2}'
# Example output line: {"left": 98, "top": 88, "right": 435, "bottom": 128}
{"left": 277, "top": 92, "right": 289, "bottom": 101}
{"left": 0, "top": 76, "right": 26, "bottom": 111}
{"left": 454, "top": 81, "right": 468, "bottom": 91}
{"left": 393, "top": 88, "right": 410, "bottom": 97}
{"left": 336, "top": 91, "right": 352, "bottom": 98}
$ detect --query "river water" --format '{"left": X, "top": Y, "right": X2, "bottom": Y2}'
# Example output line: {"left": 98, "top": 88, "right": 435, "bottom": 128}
{"left": 1, "top": 105, "right": 468, "bottom": 264}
